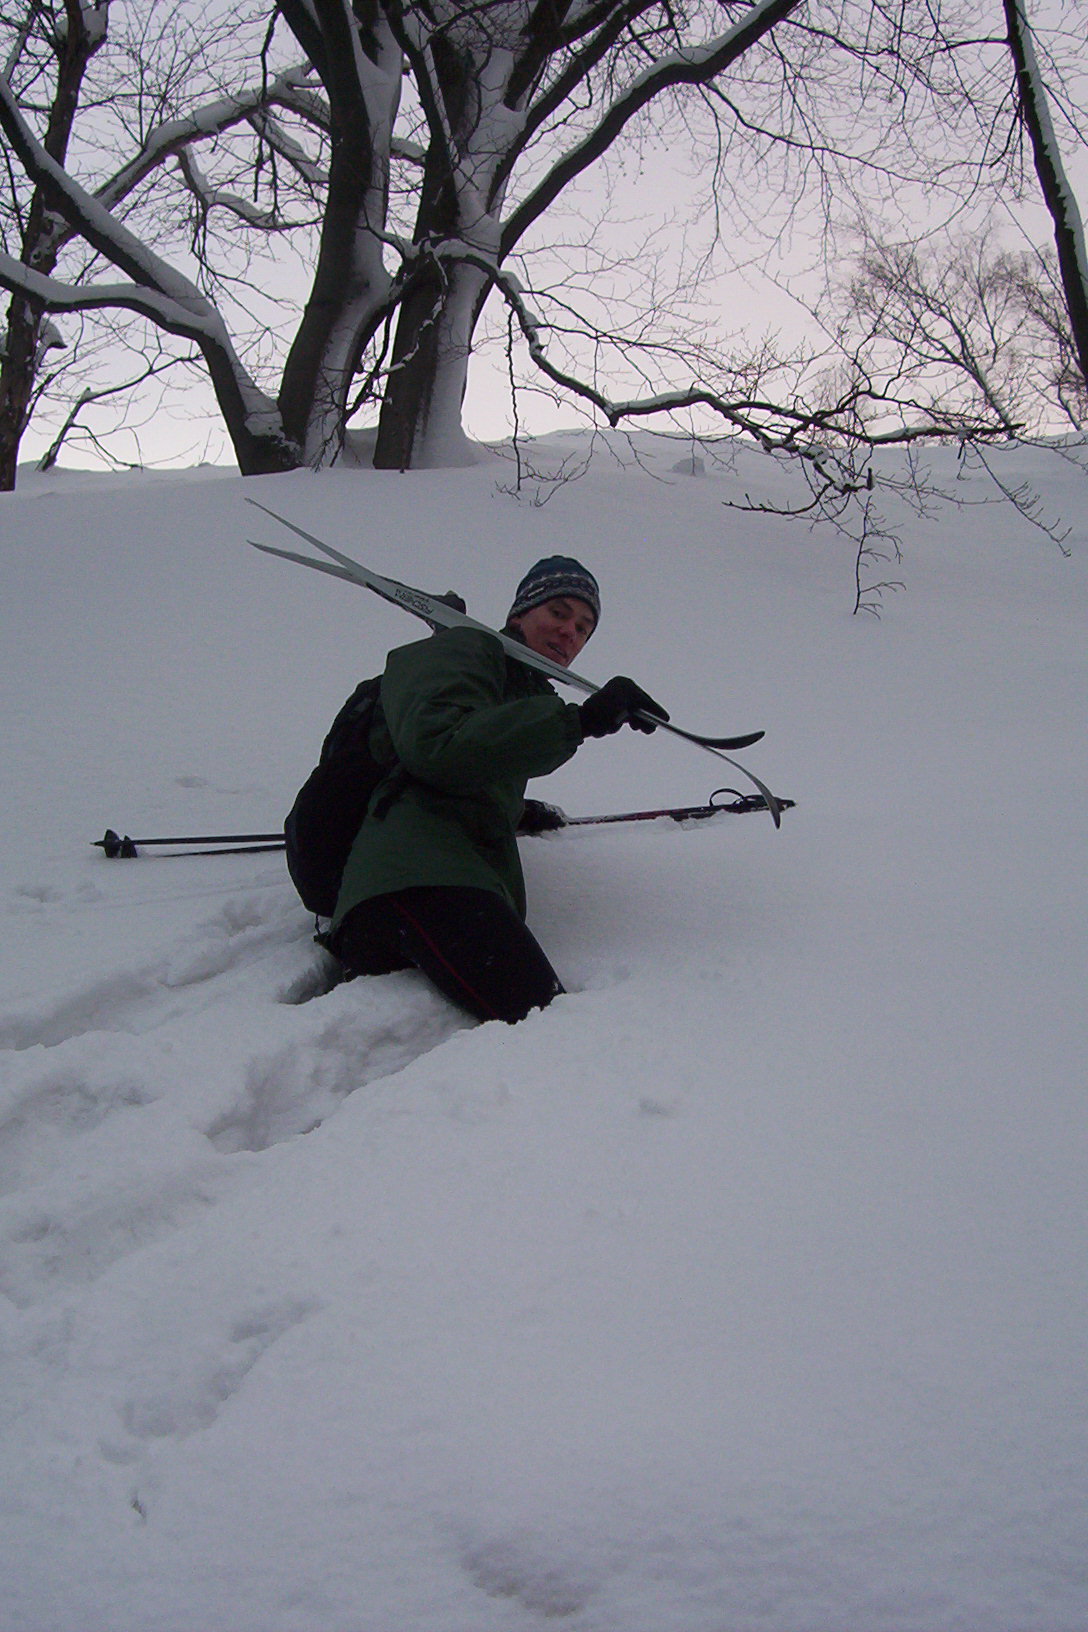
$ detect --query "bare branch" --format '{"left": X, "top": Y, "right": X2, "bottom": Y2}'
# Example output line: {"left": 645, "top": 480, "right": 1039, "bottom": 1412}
{"left": 501, "top": 0, "right": 807, "bottom": 257}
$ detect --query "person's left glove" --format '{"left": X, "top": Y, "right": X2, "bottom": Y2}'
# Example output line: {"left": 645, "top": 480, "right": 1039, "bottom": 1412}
{"left": 579, "top": 676, "right": 669, "bottom": 738}
{"left": 518, "top": 799, "right": 567, "bottom": 834}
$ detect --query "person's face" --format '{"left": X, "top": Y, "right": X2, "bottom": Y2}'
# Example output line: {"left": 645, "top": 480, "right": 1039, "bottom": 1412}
{"left": 512, "top": 596, "right": 596, "bottom": 666}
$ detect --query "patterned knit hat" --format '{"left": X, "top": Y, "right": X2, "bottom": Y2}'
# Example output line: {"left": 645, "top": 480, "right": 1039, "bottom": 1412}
{"left": 507, "top": 556, "right": 600, "bottom": 630}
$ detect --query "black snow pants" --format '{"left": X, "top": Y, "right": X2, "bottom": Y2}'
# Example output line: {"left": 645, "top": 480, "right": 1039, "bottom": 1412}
{"left": 329, "top": 886, "right": 563, "bottom": 1025}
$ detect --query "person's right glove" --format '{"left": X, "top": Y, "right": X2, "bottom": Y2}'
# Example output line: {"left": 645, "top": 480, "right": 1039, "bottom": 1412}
{"left": 579, "top": 676, "right": 669, "bottom": 738}
{"left": 517, "top": 798, "right": 567, "bottom": 834}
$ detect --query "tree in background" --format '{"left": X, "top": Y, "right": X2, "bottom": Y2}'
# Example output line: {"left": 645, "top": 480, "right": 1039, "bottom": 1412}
{"left": 0, "top": 0, "right": 323, "bottom": 485}
{"left": 0, "top": 0, "right": 108, "bottom": 488}
{"left": 831, "top": 234, "right": 1084, "bottom": 441}
{"left": 0, "top": 0, "right": 1086, "bottom": 483}
{"left": 1003, "top": 0, "right": 1088, "bottom": 403}
{"left": 809, "top": 2, "right": 1088, "bottom": 466}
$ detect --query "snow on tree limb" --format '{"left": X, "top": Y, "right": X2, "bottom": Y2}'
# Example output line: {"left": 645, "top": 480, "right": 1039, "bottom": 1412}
{"left": 0, "top": 67, "right": 256, "bottom": 304}
{"left": 247, "top": 110, "right": 329, "bottom": 189}
{"left": 0, "top": 64, "right": 288, "bottom": 464}
{"left": 425, "top": 237, "right": 1011, "bottom": 470}
{"left": 92, "top": 67, "right": 319, "bottom": 216}
{"left": 175, "top": 147, "right": 310, "bottom": 231}
{"left": 0, "top": 247, "right": 228, "bottom": 335}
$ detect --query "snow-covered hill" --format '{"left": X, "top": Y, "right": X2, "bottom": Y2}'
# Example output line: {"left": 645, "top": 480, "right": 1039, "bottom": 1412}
{"left": 2, "top": 435, "right": 1086, "bottom": 1630}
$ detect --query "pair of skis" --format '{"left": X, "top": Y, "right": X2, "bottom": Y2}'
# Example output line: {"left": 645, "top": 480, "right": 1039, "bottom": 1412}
{"left": 92, "top": 790, "right": 792, "bottom": 861}
{"left": 244, "top": 499, "right": 783, "bottom": 827}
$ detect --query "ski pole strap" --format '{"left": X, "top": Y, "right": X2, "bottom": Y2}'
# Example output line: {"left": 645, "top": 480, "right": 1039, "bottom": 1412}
{"left": 564, "top": 789, "right": 793, "bottom": 826}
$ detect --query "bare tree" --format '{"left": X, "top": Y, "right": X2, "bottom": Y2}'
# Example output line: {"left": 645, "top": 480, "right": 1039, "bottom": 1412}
{"left": 0, "top": 0, "right": 108, "bottom": 487}
{"left": 1003, "top": 0, "right": 1088, "bottom": 396}
{"left": 830, "top": 229, "right": 1088, "bottom": 436}
{"left": 32, "top": 315, "right": 203, "bottom": 470}
{"left": 999, "top": 250, "right": 1088, "bottom": 430}
{"left": 2, "top": 0, "right": 1083, "bottom": 482}
{"left": 0, "top": 1, "right": 327, "bottom": 481}
{"left": 837, "top": 235, "right": 1036, "bottom": 436}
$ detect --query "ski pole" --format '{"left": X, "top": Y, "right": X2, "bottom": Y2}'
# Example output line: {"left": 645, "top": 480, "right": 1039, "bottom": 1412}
{"left": 93, "top": 828, "right": 282, "bottom": 858}
{"left": 93, "top": 791, "right": 793, "bottom": 860}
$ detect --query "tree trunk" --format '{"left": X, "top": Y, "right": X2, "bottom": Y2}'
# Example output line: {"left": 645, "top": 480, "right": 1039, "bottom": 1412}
{"left": 0, "top": 1, "right": 103, "bottom": 487}
{"left": 277, "top": 0, "right": 399, "bottom": 467}
{"left": 1005, "top": 0, "right": 1088, "bottom": 395}
{"left": 197, "top": 333, "right": 300, "bottom": 474}
{"left": 372, "top": 255, "right": 486, "bottom": 469}
{"left": 276, "top": 150, "right": 393, "bottom": 467}
{"left": 0, "top": 293, "right": 44, "bottom": 489}
{"left": 371, "top": 31, "right": 500, "bottom": 473}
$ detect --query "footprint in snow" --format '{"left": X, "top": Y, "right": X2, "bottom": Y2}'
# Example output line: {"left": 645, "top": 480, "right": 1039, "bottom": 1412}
{"left": 9, "top": 880, "right": 104, "bottom": 909}
{"left": 461, "top": 1533, "right": 599, "bottom": 1619}
{"left": 0, "top": 1164, "right": 234, "bottom": 1308}
{"left": 115, "top": 1295, "right": 319, "bottom": 1444}
{"left": 204, "top": 972, "right": 467, "bottom": 1153}
{"left": 0, "top": 889, "right": 307, "bottom": 1052}
{"left": 0, "top": 886, "right": 468, "bottom": 1309}
{"left": 0, "top": 1042, "right": 161, "bottom": 1199}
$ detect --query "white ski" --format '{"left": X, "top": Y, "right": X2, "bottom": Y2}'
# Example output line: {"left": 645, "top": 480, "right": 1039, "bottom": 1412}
{"left": 246, "top": 497, "right": 782, "bottom": 825}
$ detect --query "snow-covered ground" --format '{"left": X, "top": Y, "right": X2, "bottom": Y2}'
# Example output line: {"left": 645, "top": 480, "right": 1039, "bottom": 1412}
{"left": 1, "top": 434, "right": 1085, "bottom": 1631}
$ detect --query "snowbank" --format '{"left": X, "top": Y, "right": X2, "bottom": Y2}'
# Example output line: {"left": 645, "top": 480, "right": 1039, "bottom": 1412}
{"left": 1, "top": 435, "right": 1086, "bottom": 1629}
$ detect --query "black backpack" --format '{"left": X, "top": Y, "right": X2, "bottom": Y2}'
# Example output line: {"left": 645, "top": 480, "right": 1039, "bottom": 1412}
{"left": 284, "top": 676, "right": 394, "bottom": 919}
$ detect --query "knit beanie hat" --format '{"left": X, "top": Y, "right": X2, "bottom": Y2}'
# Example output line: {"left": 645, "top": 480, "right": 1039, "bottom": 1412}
{"left": 507, "top": 556, "right": 601, "bottom": 630}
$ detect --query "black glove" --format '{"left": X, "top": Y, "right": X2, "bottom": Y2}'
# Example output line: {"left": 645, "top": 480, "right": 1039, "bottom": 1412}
{"left": 423, "top": 590, "right": 467, "bottom": 631}
{"left": 517, "top": 799, "right": 567, "bottom": 834}
{"left": 579, "top": 676, "right": 669, "bottom": 738}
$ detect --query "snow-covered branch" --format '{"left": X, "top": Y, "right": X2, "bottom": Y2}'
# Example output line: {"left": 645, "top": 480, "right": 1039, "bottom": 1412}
{"left": 247, "top": 108, "right": 327, "bottom": 188}
{"left": 92, "top": 66, "right": 319, "bottom": 216}
{"left": 175, "top": 147, "right": 313, "bottom": 231}
{"left": 0, "top": 62, "right": 291, "bottom": 471}
{"left": 0, "top": 247, "right": 218, "bottom": 331}
{"left": 431, "top": 238, "right": 1012, "bottom": 473}
{"left": 0, "top": 67, "right": 237, "bottom": 303}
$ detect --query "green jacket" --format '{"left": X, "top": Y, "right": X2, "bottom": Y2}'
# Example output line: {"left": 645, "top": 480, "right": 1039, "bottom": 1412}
{"left": 332, "top": 625, "right": 584, "bottom": 927}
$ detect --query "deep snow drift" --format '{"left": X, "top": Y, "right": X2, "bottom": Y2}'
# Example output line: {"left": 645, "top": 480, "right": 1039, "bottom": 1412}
{"left": 1, "top": 433, "right": 1086, "bottom": 1631}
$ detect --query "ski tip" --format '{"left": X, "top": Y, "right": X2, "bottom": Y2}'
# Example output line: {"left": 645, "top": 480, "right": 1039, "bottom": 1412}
{"left": 701, "top": 729, "right": 765, "bottom": 750}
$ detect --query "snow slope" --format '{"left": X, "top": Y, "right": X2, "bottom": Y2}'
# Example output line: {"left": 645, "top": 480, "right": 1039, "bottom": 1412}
{"left": 1, "top": 435, "right": 1086, "bottom": 1631}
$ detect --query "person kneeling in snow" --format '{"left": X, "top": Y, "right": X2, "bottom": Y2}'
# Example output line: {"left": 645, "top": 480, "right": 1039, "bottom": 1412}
{"left": 326, "top": 557, "right": 667, "bottom": 1024}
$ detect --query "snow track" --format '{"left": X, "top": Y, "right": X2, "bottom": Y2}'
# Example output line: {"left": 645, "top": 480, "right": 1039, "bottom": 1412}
{"left": 0, "top": 882, "right": 468, "bottom": 1310}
